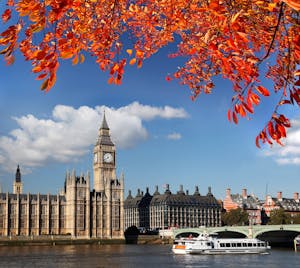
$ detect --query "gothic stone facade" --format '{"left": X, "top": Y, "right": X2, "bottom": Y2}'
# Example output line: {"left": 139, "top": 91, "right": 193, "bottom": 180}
{"left": 0, "top": 115, "right": 124, "bottom": 238}
{"left": 124, "top": 184, "right": 222, "bottom": 230}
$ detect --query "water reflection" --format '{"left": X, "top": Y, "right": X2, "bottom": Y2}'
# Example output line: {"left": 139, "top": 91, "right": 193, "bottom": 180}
{"left": 0, "top": 244, "right": 299, "bottom": 268}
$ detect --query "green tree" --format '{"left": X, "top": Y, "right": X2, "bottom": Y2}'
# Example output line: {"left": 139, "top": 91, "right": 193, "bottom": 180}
{"left": 267, "top": 208, "right": 292, "bottom": 225}
{"left": 291, "top": 214, "right": 300, "bottom": 224}
{"left": 222, "top": 208, "right": 249, "bottom": 226}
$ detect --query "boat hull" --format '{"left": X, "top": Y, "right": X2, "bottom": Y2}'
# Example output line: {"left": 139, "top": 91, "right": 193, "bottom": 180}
{"left": 185, "top": 248, "right": 269, "bottom": 255}
{"left": 172, "top": 233, "right": 270, "bottom": 255}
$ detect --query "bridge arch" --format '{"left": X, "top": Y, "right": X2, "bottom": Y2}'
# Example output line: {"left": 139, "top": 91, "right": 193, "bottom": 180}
{"left": 173, "top": 227, "right": 249, "bottom": 239}
{"left": 173, "top": 224, "right": 300, "bottom": 246}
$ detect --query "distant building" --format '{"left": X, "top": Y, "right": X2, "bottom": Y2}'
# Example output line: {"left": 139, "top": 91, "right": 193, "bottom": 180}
{"left": 223, "top": 188, "right": 262, "bottom": 225}
{"left": 0, "top": 114, "right": 124, "bottom": 238}
{"left": 263, "top": 191, "right": 300, "bottom": 219}
{"left": 124, "top": 184, "right": 222, "bottom": 230}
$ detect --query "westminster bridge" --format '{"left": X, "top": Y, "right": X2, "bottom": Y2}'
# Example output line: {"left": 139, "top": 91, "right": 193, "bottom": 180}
{"left": 172, "top": 225, "right": 300, "bottom": 246}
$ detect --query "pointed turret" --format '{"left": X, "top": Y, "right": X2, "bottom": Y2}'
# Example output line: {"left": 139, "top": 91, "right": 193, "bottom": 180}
{"left": 15, "top": 165, "right": 21, "bottom": 183}
{"left": 13, "top": 165, "right": 23, "bottom": 194}
{"left": 101, "top": 111, "right": 109, "bottom": 130}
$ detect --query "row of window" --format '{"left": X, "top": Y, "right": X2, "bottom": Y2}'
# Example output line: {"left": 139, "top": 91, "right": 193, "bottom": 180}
{"left": 219, "top": 242, "right": 266, "bottom": 248}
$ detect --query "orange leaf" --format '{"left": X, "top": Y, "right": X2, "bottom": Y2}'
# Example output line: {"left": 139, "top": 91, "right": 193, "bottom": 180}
{"left": 126, "top": 49, "right": 133, "bottom": 56}
{"left": 136, "top": 50, "right": 144, "bottom": 58}
{"left": 80, "top": 54, "right": 85, "bottom": 64}
{"left": 129, "top": 58, "right": 136, "bottom": 65}
{"left": 36, "top": 73, "right": 48, "bottom": 80}
{"left": 107, "top": 76, "right": 114, "bottom": 84}
{"left": 256, "top": 85, "right": 270, "bottom": 96}
{"left": 40, "top": 78, "right": 49, "bottom": 91}
{"left": 282, "top": 0, "right": 300, "bottom": 11}
{"left": 61, "top": 51, "right": 74, "bottom": 59}
{"left": 250, "top": 93, "right": 260, "bottom": 105}
{"left": 32, "top": 66, "right": 42, "bottom": 73}
{"left": 72, "top": 55, "right": 79, "bottom": 65}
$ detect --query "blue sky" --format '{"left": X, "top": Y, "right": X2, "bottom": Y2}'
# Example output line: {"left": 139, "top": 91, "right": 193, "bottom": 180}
{"left": 1, "top": 22, "right": 300, "bottom": 201}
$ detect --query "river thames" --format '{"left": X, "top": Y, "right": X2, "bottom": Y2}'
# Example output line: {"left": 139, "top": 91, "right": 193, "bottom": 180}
{"left": 0, "top": 244, "right": 299, "bottom": 268}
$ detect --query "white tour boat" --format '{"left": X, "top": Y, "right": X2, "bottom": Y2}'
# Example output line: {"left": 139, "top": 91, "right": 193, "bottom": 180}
{"left": 172, "top": 233, "right": 270, "bottom": 255}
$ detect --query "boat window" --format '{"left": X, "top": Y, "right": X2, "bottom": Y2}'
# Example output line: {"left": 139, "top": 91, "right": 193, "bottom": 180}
{"left": 220, "top": 243, "right": 224, "bottom": 247}
{"left": 232, "top": 243, "right": 236, "bottom": 247}
{"left": 226, "top": 243, "right": 230, "bottom": 247}
{"left": 247, "top": 243, "right": 252, "bottom": 247}
{"left": 207, "top": 242, "right": 211, "bottom": 246}
{"left": 253, "top": 243, "right": 257, "bottom": 247}
{"left": 243, "top": 243, "right": 247, "bottom": 247}
{"left": 237, "top": 243, "right": 242, "bottom": 247}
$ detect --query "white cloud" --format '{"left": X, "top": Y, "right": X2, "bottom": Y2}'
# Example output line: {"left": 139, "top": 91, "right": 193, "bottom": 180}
{"left": 263, "top": 116, "right": 300, "bottom": 165}
{"left": 167, "top": 132, "right": 182, "bottom": 140}
{"left": 118, "top": 101, "right": 189, "bottom": 120}
{"left": 0, "top": 102, "right": 188, "bottom": 173}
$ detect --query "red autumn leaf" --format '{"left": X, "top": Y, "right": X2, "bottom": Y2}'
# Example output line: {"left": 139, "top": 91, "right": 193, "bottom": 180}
{"left": 165, "top": 76, "right": 172, "bottom": 82}
{"left": 232, "top": 111, "right": 238, "bottom": 124}
{"left": 279, "top": 99, "right": 291, "bottom": 105}
{"left": 227, "top": 109, "right": 231, "bottom": 122}
{"left": 36, "top": 72, "right": 48, "bottom": 80}
{"left": 276, "top": 123, "right": 286, "bottom": 138}
{"left": 2, "top": 9, "right": 11, "bottom": 23}
{"left": 255, "top": 136, "right": 261, "bottom": 148}
{"left": 267, "top": 121, "right": 275, "bottom": 139}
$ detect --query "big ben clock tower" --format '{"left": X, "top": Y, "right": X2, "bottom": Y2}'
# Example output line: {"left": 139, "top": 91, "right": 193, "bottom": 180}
{"left": 93, "top": 112, "right": 116, "bottom": 192}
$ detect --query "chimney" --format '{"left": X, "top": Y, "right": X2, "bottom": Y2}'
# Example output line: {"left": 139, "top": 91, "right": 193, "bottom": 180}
{"left": 277, "top": 191, "right": 282, "bottom": 201}
{"left": 180, "top": 184, "right": 183, "bottom": 192}
{"left": 226, "top": 188, "right": 231, "bottom": 197}
{"left": 242, "top": 189, "right": 247, "bottom": 199}
{"left": 294, "top": 192, "right": 299, "bottom": 202}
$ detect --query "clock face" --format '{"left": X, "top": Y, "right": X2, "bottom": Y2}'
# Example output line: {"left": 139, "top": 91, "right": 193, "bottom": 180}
{"left": 94, "top": 153, "right": 98, "bottom": 163}
{"left": 103, "top": 152, "right": 113, "bottom": 163}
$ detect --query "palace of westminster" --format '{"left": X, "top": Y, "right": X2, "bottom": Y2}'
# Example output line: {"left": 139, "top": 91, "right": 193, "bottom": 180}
{"left": 0, "top": 115, "right": 222, "bottom": 238}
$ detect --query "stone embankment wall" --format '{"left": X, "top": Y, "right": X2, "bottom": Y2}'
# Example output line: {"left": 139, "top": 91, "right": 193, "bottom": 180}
{"left": 0, "top": 235, "right": 172, "bottom": 246}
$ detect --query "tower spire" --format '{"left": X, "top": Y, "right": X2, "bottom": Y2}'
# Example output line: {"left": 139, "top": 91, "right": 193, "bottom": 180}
{"left": 15, "top": 164, "right": 21, "bottom": 183}
{"left": 13, "top": 165, "right": 23, "bottom": 194}
{"left": 97, "top": 111, "right": 114, "bottom": 146}
{"left": 101, "top": 110, "right": 109, "bottom": 130}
